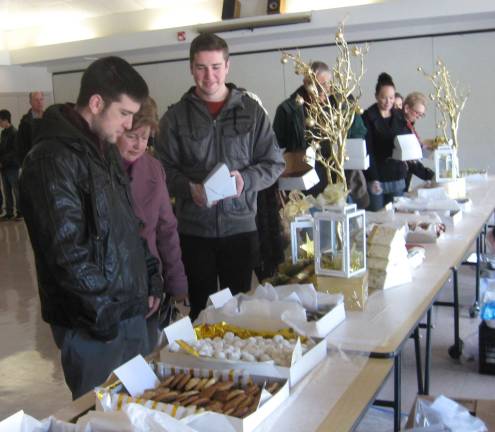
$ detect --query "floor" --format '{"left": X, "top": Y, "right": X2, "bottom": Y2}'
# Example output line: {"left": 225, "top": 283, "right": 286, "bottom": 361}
{"left": 1, "top": 220, "right": 494, "bottom": 429}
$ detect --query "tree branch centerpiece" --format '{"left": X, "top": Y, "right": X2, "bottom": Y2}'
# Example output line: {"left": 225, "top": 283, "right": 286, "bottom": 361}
{"left": 419, "top": 60, "right": 468, "bottom": 182}
{"left": 281, "top": 22, "right": 368, "bottom": 204}
{"left": 282, "top": 23, "right": 368, "bottom": 278}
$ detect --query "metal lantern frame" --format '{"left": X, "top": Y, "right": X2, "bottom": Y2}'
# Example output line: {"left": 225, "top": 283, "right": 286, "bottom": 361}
{"left": 434, "top": 145, "right": 459, "bottom": 183}
{"left": 314, "top": 204, "right": 367, "bottom": 278}
{"left": 290, "top": 215, "right": 314, "bottom": 264}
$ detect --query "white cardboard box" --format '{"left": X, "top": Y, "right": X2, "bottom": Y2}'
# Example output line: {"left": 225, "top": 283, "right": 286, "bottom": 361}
{"left": 97, "top": 359, "right": 290, "bottom": 432}
{"left": 198, "top": 287, "right": 345, "bottom": 338}
{"left": 345, "top": 154, "right": 370, "bottom": 170}
{"left": 278, "top": 168, "right": 320, "bottom": 191}
{"left": 344, "top": 139, "right": 369, "bottom": 170}
{"left": 393, "top": 134, "right": 423, "bottom": 161}
{"left": 345, "top": 139, "right": 367, "bottom": 158}
{"left": 203, "top": 163, "right": 237, "bottom": 205}
{"left": 160, "top": 317, "right": 327, "bottom": 387}
{"left": 437, "top": 209, "right": 463, "bottom": 228}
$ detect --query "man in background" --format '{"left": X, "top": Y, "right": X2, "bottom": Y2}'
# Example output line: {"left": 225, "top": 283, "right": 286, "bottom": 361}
{"left": 273, "top": 61, "right": 369, "bottom": 208}
{"left": 20, "top": 57, "right": 161, "bottom": 399}
{"left": 156, "top": 33, "right": 285, "bottom": 319}
{"left": 0, "top": 109, "right": 21, "bottom": 220}
{"left": 17, "top": 91, "right": 45, "bottom": 165}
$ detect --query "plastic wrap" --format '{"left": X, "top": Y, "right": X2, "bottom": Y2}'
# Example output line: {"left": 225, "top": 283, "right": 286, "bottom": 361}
{"left": 407, "top": 396, "right": 487, "bottom": 432}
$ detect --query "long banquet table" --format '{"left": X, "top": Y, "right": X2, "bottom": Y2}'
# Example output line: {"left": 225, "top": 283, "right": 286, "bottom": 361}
{"left": 51, "top": 178, "right": 495, "bottom": 431}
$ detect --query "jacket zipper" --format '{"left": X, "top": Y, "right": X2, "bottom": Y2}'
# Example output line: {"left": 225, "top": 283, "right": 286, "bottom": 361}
{"left": 213, "top": 118, "right": 220, "bottom": 237}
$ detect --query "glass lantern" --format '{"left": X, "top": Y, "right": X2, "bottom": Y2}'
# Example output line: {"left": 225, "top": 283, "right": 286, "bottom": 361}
{"left": 314, "top": 204, "right": 366, "bottom": 278}
{"left": 290, "top": 215, "right": 314, "bottom": 264}
{"left": 434, "top": 145, "right": 459, "bottom": 183}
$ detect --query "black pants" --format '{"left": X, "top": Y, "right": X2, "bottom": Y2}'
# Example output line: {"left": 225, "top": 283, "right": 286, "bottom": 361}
{"left": 51, "top": 315, "right": 149, "bottom": 399}
{"left": 180, "top": 232, "right": 259, "bottom": 320}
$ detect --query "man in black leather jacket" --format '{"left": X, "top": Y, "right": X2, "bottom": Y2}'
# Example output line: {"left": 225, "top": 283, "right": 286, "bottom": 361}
{"left": 19, "top": 57, "right": 162, "bottom": 399}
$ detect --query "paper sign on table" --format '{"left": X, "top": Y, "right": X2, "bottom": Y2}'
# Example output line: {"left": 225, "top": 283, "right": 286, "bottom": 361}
{"left": 113, "top": 355, "right": 160, "bottom": 398}
{"left": 203, "top": 163, "right": 237, "bottom": 205}
{"left": 164, "top": 316, "right": 197, "bottom": 344}
{"left": 0, "top": 411, "right": 24, "bottom": 431}
{"left": 208, "top": 288, "right": 234, "bottom": 309}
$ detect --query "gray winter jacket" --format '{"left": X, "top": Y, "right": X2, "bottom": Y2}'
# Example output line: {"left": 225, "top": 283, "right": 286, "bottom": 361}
{"left": 156, "top": 85, "right": 285, "bottom": 238}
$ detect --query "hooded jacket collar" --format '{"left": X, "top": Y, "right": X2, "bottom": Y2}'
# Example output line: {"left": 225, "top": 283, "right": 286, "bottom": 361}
{"left": 35, "top": 103, "right": 107, "bottom": 159}
{"left": 181, "top": 83, "right": 246, "bottom": 113}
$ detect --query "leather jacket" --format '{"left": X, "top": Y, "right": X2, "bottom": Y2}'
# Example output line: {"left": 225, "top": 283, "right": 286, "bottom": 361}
{"left": 19, "top": 104, "right": 161, "bottom": 341}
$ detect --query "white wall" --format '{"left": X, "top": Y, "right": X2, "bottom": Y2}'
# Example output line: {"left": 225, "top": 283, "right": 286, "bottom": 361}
{"left": 52, "top": 29, "right": 494, "bottom": 173}
{"left": 0, "top": 65, "right": 53, "bottom": 126}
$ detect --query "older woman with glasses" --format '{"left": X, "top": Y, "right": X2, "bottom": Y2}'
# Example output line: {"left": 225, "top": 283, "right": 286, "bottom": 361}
{"left": 402, "top": 92, "right": 435, "bottom": 190}
{"left": 116, "top": 97, "right": 188, "bottom": 352}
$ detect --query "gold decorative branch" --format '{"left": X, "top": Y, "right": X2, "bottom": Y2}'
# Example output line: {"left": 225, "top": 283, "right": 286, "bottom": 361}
{"left": 281, "top": 22, "right": 368, "bottom": 191}
{"left": 418, "top": 59, "right": 468, "bottom": 150}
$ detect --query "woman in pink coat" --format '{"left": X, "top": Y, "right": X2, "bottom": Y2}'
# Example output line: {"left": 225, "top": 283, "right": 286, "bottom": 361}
{"left": 116, "top": 97, "right": 188, "bottom": 351}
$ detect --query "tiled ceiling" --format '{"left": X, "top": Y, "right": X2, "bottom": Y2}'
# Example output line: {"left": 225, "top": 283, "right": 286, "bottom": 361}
{"left": 0, "top": 0, "right": 166, "bottom": 30}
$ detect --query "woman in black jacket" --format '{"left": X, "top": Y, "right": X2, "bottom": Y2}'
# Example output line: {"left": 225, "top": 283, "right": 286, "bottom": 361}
{"left": 363, "top": 73, "right": 410, "bottom": 211}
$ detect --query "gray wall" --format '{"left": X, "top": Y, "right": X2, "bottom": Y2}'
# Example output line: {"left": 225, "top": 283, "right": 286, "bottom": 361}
{"left": 52, "top": 30, "right": 495, "bottom": 172}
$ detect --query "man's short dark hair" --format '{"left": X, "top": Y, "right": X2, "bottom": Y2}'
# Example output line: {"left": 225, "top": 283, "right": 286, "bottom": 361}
{"left": 189, "top": 33, "right": 229, "bottom": 65}
{"left": 0, "top": 109, "right": 11, "bottom": 123}
{"left": 76, "top": 56, "right": 149, "bottom": 108}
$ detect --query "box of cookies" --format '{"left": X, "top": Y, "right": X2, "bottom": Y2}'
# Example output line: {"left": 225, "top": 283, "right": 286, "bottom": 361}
{"left": 97, "top": 360, "right": 289, "bottom": 432}
{"left": 160, "top": 317, "right": 327, "bottom": 387}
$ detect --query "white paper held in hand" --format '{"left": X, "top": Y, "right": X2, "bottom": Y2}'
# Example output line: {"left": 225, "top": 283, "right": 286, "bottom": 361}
{"left": 393, "top": 134, "right": 423, "bottom": 161}
{"left": 113, "top": 355, "right": 160, "bottom": 398}
{"left": 203, "top": 163, "right": 237, "bottom": 205}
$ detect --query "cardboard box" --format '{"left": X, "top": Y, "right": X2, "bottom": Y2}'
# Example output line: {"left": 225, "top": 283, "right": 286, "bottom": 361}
{"left": 97, "top": 359, "right": 290, "bottom": 432}
{"left": 405, "top": 395, "right": 495, "bottom": 431}
{"left": 279, "top": 151, "right": 320, "bottom": 191}
{"left": 437, "top": 209, "right": 463, "bottom": 228}
{"left": 198, "top": 287, "right": 346, "bottom": 338}
{"left": 316, "top": 273, "right": 368, "bottom": 311}
{"left": 160, "top": 317, "right": 327, "bottom": 387}
{"left": 393, "top": 134, "right": 423, "bottom": 161}
{"left": 439, "top": 177, "right": 467, "bottom": 199}
{"left": 345, "top": 139, "right": 367, "bottom": 158}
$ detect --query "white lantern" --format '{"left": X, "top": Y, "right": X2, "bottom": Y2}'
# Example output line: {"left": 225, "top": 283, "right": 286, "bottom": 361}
{"left": 314, "top": 204, "right": 366, "bottom": 278}
{"left": 290, "top": 215, "right": 314, "bottom": 264}
{"left": 434, "top": 144, "right": 459, "bottom": 182}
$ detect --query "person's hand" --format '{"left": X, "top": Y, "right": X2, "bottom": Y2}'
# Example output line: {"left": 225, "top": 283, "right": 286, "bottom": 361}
{"left": 189, "top": 182, "right": 210, "bottom": 207}
{"left": 172, "top": 293, "right": 189, "bottom": 302}
{"left": 370, "top": 180, "right": 382, "bottom": 195}
{"left": 230, "top": 170, "right": 244, "bottom": 197}
{"left": 145, "top": 295, "right": 161, "bottom": 319}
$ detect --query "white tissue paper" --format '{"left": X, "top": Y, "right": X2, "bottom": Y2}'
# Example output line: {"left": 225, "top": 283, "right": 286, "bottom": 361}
{"left": 0, "top": 411, "right": 76, "bottom": 432}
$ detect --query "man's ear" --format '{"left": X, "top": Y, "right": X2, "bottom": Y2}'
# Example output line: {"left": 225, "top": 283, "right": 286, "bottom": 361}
{"left": 88, "top": 94, "right": 104, "bottom": 115}
{"left": 225, "top": 59, "right": 230, "bottom": 74}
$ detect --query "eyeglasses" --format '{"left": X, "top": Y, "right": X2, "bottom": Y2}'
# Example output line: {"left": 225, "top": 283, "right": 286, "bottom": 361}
{"left": 411, "top": 107, "right": 425, "bottom": 118}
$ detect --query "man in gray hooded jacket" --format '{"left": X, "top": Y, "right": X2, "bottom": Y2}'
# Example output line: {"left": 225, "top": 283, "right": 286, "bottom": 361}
{"left": 156, "top": 33, "right": 285, "bottom": 319}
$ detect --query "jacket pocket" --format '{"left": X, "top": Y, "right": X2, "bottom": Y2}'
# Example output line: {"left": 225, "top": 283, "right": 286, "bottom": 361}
{"left": 222, "top": 190, "right": 254, "bottom": 216}
{"left": 177, "top": 125, "right": 211, "bottom": 165}
{"left": 221, "top": 121, "right": 253, "bottom": 161}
